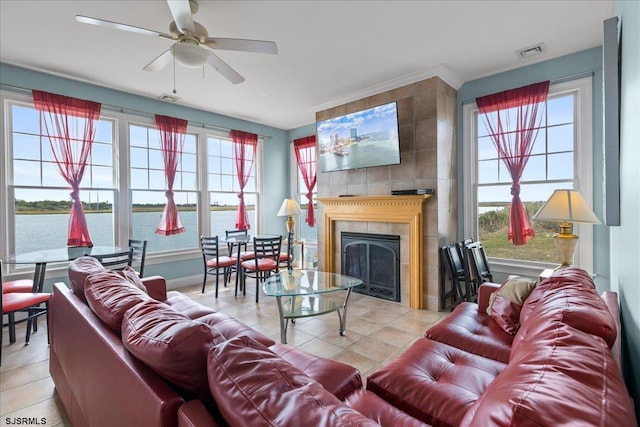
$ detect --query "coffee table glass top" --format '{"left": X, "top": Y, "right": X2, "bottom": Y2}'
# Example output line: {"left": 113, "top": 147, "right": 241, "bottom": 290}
{"left": 263, "top": 270, "right": 362, "bottom": 297}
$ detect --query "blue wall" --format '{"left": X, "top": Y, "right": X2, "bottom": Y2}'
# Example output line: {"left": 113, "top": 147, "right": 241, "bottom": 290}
{"left": 456, "top": 47, "right": 610, "bottom": 289}
{"left": 613, "top": 0, "right": 640, "bottom": 416}
{"left": 0, "top": 62, "right": 290, "bottom": 281}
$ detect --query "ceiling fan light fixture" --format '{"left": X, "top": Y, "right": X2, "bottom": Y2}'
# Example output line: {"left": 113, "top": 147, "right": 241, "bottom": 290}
{"left": 173, "top": 42, "right": 208, "bottom": 68}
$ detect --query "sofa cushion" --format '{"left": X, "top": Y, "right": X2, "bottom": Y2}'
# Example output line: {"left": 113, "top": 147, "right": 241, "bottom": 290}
{"left": 460, "top": 326, "right": 636, "bottom": 427}
{"left": 425, "top": 302, "right": 513, "bottom": 363}
{"left": 487, "top": 276, "right": 537, "bottom": 335}
{"left": 518, "top": 267, "right": 617, "bottom": 349}
{"left": 120, "top": 266, "right": 147, "bottom": 293}
{"left": 344, "top": 390, "right": 427, "bottom": 427}
{"left": 164, "top": 291, "right": 216, "bottom": 319}
{"left": 366, "top": 337, "right": 506, "bottom": 426}
{"left": 121, "top": 299, "right": 225, "bottom": 400}
{"left": 84, "top": 270, "right": 150, "bottom": 332}
{"left": 269, "top": 343, "right": 362, "bottom": 400}
{"left": 207, "top": 336, "right": 379, "bottom": 427}
{"left": 68, "top": 256, "right": 105, "bottom": 303}
{"left": 196, "top": 312, "right": 275, "bottom": 347}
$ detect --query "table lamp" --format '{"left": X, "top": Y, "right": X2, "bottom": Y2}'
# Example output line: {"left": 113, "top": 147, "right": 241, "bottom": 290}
{"left": 532, "top": 189, "right": 600, "bottom": 266}
{"left": 277, "top": 199, "right": 301, "bottom": 233}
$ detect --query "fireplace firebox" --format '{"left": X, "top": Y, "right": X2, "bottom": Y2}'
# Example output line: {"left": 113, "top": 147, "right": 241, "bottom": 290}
{"left": 341, "top": 232, "right": 400, "bottom": 302}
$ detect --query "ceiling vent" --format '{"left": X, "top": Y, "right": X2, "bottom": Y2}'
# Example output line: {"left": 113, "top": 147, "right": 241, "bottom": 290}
{"left": 159, "top": 94, "right": 180, "bottom": 103}
{"left": 518, "top": 43, "right": 545, "bottom": 58}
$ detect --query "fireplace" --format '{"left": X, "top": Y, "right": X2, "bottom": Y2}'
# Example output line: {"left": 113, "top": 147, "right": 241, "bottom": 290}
{"left": 341, "top": 232, "right": 401, "bottom": 302}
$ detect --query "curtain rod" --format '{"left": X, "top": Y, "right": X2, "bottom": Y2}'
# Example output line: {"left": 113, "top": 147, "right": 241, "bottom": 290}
{"left": 458, "top": 70, "right": 595, "bottom": 104}
{"left": 0, "top": 83, "right": 273, "bottom": 140}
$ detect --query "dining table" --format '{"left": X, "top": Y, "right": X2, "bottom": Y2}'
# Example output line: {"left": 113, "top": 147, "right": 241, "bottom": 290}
{"left": 2, "top": 245, "right": 126, "bottom": 293}
{"left": 219, "top": 234, "right": 280, "bottom": 295}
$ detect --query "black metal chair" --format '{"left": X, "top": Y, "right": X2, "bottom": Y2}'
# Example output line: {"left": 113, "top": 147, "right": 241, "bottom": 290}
{"left": 128, "top": 239, "right": 147, "bottom": 278}
{"left": 440, "top": 243, "right": 473, "bottom": 305}
{"left": 279, "top": 230, "right": 295, "bottom": 271}
{"left": 200, "top": 236, "right": 237, "bottom": 297}
{"left": 239, "top": 235, "right": 282, "bottom": 303}
{"left": 91, "top": 248, "right": 133, "bottom": 272}
{"left": 465, "top": 240, "right": 494, "bottom": 289}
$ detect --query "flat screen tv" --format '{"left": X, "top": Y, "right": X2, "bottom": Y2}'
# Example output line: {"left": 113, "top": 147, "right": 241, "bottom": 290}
{"left": 317, "top": 101, "right": 401, "bottom": 172}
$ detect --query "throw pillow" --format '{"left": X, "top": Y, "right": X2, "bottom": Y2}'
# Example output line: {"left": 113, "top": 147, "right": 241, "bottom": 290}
{"left": 487, "top": 276, "right": 537, "bottom": 335}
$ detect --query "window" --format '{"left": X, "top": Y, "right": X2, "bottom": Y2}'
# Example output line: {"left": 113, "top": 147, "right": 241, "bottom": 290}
{"left": 2, "top": 90, "right": 264, "bottom": 270}
{"left": 129, "top": 123, "right": 198, "bottom": 252}
{"left": 295, "top": 147, "right": 317, "bottom": 242}
{"left": 463, "top": 78, "right": 593, "bottom": 273}
{"left": 207, "top": 136, "right": 257, "bottom": 237}
{"left": 8, "top": 98, "right": 115, "bottom": 255}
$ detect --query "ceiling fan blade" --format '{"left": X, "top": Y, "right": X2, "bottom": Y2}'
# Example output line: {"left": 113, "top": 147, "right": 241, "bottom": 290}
{"left": 204, "top": 38, "right": 278, "bottom": 55}
{"left": 166, "top": 0, "right": 197, "bottom": 37}
{"left": 206, "top": 52, "right": 245, "bottom": 84}
{"left": 143, "top": 48, "right": 173, "bottom": 72}
{"left": 75, "top": 15, "right": 174, "bottom": 40}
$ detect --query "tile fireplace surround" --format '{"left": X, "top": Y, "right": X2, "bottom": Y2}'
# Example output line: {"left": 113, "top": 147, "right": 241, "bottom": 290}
{"left": 318, "top": 195, "right": 431, "bottom": 309}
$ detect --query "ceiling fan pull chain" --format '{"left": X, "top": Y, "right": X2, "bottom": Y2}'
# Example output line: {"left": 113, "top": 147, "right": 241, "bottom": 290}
{"left": 173, "top": 53, "right": 177, "bottom": 94}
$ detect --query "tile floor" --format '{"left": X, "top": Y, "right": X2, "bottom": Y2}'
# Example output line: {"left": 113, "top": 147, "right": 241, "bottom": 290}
{"left": 0, "top": 277, "right": 447, "bottom": 425}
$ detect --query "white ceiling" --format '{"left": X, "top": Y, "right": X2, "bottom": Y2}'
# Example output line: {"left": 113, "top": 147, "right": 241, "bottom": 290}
{"left": 0, "top": 1, "right": 614, "bottom": 130}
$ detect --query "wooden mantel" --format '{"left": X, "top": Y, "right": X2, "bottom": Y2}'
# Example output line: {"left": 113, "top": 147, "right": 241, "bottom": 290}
{"left": 318, "top": 195, "right": 431, "bottom": 309}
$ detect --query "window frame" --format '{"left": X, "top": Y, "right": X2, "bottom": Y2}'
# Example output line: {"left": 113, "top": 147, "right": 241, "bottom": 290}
{"left": 462, "top": 77, "right": 594, "bottom": 277}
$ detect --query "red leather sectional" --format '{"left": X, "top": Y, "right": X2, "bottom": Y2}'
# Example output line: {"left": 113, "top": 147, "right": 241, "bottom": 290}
{"left": 50, "top": 257, "right": 424, "bottom": 426}
{"left": 366, "top": 267, "right": 637, "bottom": 426}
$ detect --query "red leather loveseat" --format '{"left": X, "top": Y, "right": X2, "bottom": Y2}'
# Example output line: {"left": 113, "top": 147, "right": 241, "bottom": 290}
{"left": 366, "top": 267, "right": 637, "bottom": 426}
{"left": 50, "top": 257, "right": 424, "bottom": 427}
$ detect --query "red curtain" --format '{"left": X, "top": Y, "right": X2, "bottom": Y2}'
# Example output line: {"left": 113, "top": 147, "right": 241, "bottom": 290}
{"left": 476, "top": 81, "right": 549, "bottom": 246}
{"left": 32, "top": 90, "right": 101, "bottom": 247}
{"left": 230, "top": 130, "right": 257, "bottom": 230}
{"left": 294, "top": 136, "right": 317, "bottom": 226}
{"left": 155, "top": 114, "right": 187, "bottom": 236}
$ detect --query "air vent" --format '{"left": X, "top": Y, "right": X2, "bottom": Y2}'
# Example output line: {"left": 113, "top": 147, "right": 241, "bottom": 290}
{"left": 159, "top": 94, "right": 180, "bottom": 103}
{"left": 517, "top": 43, "right": 545, "bottom": 58}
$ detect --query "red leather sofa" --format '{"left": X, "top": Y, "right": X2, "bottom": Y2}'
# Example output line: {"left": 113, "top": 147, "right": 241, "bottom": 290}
{"left": 366, "top": 267, "right": 637, "bottom": 426}
{"left": 50, "top": 257, "right": 424, "bottom": 427}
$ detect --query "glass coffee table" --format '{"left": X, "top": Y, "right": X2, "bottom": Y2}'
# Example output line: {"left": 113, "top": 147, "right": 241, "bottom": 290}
{"left": 263, "top": 270, "right": 363, "bottom": 344}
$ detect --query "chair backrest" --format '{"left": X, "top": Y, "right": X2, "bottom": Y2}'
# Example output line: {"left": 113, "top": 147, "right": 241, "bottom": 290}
{"left": 465, "top": 241, "right": 493, "bottom": 282}
{"left": 283, "top": 230, "right": 295, "bottom": 270}
{"left": 440, "top": 244, "right": 462, "bottom": 281}
{"left": 225, "top": 229, "right": 249, "bottom": 254}
{"left": 91, "top": 249, "right": 133, "bottom": 272}
{"left": 128, "top": 239, "right": 147, "bottom": 278}
{"left": 200, "top": 235, "right": 222, "bottom": 260}
{"left": 253, "top": 236, "right": 282, "bottom": 262}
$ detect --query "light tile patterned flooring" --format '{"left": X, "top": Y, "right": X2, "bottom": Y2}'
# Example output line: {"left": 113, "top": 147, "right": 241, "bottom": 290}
{"left": 0, "top": 277, "right": 447, "bottom": 425}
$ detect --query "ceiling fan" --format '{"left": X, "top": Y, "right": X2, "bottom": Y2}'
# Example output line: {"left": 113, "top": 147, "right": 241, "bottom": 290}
{"left": 75, "top": 0, "right": 277, "bottom": 84}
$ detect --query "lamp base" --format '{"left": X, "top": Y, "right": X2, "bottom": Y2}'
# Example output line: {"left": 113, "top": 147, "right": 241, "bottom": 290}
{"left": 553, "top": 232, "right": 578, "bottom": 267}
{"left": 285, "top": 216, "right": 295, "bottom": 233}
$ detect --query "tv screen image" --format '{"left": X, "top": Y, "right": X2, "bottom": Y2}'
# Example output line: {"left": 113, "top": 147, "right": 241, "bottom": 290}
{"left": 317, "top": 101, "right": 401, "bottom": 172}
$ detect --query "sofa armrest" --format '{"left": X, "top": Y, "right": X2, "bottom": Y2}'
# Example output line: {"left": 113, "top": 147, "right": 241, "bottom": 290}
{"left": 602, "top": 291, "right": 622, "bottom": 372}
{"left": 141, "top": 276, "right": 167, "bottom": 301}
{"left": 178, "top": 400, "right": 224, "bottom": 427}
{"left": 478, "top": 282, "right": 500, "bottom": 314}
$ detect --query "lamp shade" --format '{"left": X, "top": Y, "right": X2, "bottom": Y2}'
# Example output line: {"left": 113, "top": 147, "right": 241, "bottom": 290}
{"left": 277, "top": 199, "right": 301, "bottom": 216}
{"left": 532, "top": 189, "right": 600, "bottom": 224}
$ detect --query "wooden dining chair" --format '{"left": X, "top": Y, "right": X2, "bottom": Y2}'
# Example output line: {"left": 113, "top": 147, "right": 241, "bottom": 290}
{"left": 239, "top": 235, "right": 282, "bottom": 303}
{"left": 1, "top": 261, "right": 51, "bottom": 366}
{"left": 128, "top": 239, "right": 148, "bottom": 278}
{"left": 91, "top": 248, "right": 133, "bottom": 272}
{"left": 200, "top": 236, "right": 237, "bottom": 297}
